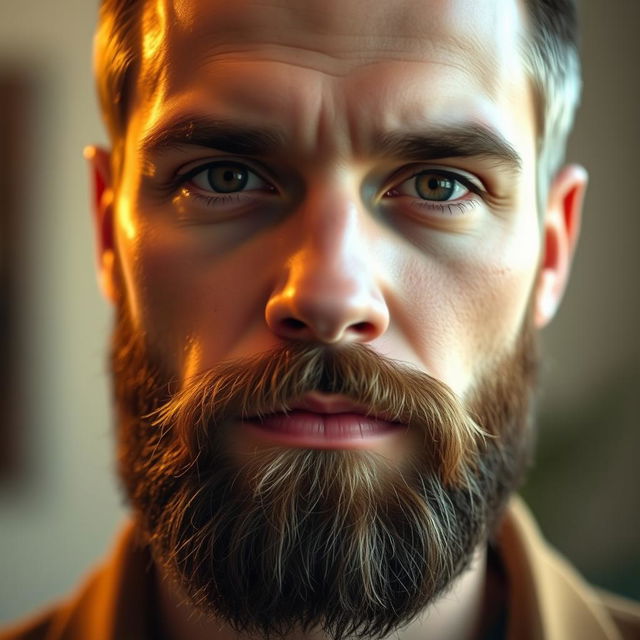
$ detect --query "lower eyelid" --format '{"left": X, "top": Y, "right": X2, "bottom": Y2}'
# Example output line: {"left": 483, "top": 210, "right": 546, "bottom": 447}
{"left": 180, "top": 186, "right": 244, "bottom": 201}
{"left": 415, "top": 200, "right": 479, "bottom": 213}
{"left": 388, "top": 196, "right": 481, "bottom": 221}
{"left": 178, "top": 186, "right": 277, "bottom": 210}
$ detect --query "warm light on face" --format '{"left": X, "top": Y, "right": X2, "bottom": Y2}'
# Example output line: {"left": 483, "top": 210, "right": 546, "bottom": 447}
{"left": 116, "top": 189, "right": 136, "bottom": 242}
{"left": 142, "top": 0, "right": 167, "bottom": 63}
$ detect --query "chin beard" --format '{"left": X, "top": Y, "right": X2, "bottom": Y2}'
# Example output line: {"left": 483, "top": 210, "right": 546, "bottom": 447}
{"left": 112, "top": 303, "right": 537, "bottom": 640}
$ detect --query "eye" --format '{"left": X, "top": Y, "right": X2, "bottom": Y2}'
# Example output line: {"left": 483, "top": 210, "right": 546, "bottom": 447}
{"left": 390, "top": 170, "right": 472, "bottom": 202}
{"left": 185, "top": 161, "right": 273, "bottom": 195}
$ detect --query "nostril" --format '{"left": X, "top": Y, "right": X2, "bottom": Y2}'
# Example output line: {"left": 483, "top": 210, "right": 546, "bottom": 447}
{"left": 281, "top": 317, "right": 307, "bottom": 332}
{"left": 351, "top": 321, "right": 374, "bottom": 335}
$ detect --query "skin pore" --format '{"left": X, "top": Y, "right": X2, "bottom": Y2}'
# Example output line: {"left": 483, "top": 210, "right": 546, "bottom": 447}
{"left": 89, "top": 0, "right": 586, "bottom": 638}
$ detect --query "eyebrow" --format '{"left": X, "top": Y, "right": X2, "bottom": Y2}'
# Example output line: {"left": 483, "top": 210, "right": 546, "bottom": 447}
{"left": 374, "top": 124, "right": 522, "bottom": 174}
{"left": 140, "top": 116, "right": 522, "bottom": 173}
{"left": 139, "top": 115, "right": 288, "bottom": 157}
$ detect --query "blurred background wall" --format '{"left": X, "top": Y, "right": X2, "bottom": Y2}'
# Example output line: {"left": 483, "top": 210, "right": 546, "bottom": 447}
{"left": 0, "top": 0, "right": 638, "bottom": 624}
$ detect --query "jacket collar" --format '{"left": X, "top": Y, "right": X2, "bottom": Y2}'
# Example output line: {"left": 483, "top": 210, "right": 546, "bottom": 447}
{"left": 59, "top": 498, "right": 622, "bottom": 640}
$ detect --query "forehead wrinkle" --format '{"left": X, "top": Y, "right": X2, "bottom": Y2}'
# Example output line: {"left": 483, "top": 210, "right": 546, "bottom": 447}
{"left": 188, "top": 35, "right": 496, "bottom": 90}
{"left": 172, "top": 26, "right": 498, "bottom": 92}
{"left": 162, "top": 0, "right": 507, "bottom": 93}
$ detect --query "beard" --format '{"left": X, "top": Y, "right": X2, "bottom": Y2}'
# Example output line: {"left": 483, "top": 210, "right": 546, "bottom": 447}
{"left": 112, "top": 299, "right": 538, "bottom": 640}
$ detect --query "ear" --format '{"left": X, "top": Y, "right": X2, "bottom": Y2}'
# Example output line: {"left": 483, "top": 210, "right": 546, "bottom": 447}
{"left": 85, "top": 145, "right": 118, "bottom": 303}
{"left": 534, "top": 164, "right": 588, "bottom": 328}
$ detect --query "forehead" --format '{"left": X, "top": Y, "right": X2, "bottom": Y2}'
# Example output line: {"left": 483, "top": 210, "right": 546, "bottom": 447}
{"left": 156, "top": 0, "right": 525, "bottom": 60}
{"left": 133, "top": 0, "right": 533, "bottom": 156}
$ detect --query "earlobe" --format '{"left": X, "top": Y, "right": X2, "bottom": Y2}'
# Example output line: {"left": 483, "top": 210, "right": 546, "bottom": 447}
{"left": 534, "top": 164, "right": 588, "bottom": 328}
{"left": 85, "top": 145, "right": 118, "bottom": 303}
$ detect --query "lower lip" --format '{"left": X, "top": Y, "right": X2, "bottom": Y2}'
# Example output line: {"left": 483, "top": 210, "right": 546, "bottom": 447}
{"left": 243, "top": 410, "right": 405, "bottom": 449}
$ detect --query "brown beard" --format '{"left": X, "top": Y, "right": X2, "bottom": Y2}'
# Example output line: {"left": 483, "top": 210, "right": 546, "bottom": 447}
{"left": 112, "top": 301, "right": 538, "bottom": 640}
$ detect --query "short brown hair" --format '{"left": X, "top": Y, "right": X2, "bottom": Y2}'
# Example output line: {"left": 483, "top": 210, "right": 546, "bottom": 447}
{"left": 94, "top": 0, "right": 581, "bottom": 186}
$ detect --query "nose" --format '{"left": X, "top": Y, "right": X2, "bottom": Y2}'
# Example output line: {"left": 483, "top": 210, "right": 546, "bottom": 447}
{"left": 265, "top": 188, "right": 390, "bottom": 344}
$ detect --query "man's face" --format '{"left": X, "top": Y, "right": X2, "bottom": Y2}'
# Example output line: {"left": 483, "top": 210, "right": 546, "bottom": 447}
{"left": 92, "top": 0, "right": 582, "bottom": 636}
{"left": 114, "top": 0, "right": 540, "bottom": 404}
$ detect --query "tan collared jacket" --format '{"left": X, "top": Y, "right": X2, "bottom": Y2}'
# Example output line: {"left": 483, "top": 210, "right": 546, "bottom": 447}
{"left": 1, "top": 498, "right": 638, "bottom": 640}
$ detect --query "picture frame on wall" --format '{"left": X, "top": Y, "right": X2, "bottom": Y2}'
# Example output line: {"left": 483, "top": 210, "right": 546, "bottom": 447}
{"left": 0, "top": 70, "right": 28, "bottom": 476}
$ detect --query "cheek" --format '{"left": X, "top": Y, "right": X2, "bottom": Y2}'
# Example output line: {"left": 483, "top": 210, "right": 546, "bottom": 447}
{"left": 392, "top": 219, "right": 540, "bottom": 393}
{"left": 450, "top": 252, "right": 538, "bottom": 361}
{"left": 115, "top": 210, "right": 277, "bottom": 380}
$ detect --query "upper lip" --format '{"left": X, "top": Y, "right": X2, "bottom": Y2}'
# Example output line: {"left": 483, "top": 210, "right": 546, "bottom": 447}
{"left": 289, "top": 392, "right": 369, "bottom": 414}
{"left": 287, "top": 392, "right": 393, "bottom": 421}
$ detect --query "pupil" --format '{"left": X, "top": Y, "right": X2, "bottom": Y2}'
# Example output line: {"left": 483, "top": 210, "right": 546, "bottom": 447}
{"left": 209, "top": 165, "right": 248, "bottom": 193}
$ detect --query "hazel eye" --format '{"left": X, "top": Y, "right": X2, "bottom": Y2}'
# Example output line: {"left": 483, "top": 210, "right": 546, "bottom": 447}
{"left": 393, "top": 170, "right": 471, "bottom": 202}
{"left": 189, "top": 161, "right": 271, "bottom": 194}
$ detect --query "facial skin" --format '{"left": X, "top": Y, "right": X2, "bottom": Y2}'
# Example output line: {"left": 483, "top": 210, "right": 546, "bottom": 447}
{"left": 96, "top": 0, "right": 583, "bottom": 401}
{"left": 89, "top": 0, "right": 586, "bottom": 638}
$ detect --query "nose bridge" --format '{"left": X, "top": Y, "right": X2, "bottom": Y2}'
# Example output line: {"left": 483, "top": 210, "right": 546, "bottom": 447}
{"left": 265, "top": 181, "right": 390, "bottom": 344}
{"left": 295, "top": 185, "right": 367, "bottom": 290}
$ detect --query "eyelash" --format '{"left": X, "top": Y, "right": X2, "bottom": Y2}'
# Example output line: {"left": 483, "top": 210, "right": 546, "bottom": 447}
{"left": 173, "top": 162, "right": 485, "bottom": 214}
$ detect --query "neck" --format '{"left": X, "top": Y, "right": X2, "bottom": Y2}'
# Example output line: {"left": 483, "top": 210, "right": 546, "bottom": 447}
{"left": 153, "top": 546, "right": 504, "bottom": 640}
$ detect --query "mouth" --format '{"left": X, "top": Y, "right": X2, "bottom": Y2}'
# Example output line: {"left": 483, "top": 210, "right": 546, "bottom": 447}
{"left": 242, "top": 392, "right": 406, "bottom": 449}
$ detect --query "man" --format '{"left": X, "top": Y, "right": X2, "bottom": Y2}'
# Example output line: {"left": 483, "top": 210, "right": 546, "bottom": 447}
{"left": 2, "top": 0, "right": 639, "bottom": 638}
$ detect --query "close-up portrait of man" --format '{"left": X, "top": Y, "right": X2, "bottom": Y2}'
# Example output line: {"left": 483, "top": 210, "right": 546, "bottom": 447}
{"left": 0, "top": 0, "right": 639, "bottom": 639}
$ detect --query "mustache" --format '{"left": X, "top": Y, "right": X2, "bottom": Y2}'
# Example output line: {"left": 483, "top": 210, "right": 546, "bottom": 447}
{"left": 151, "top": 343, "right": 487, "bottom": 486}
